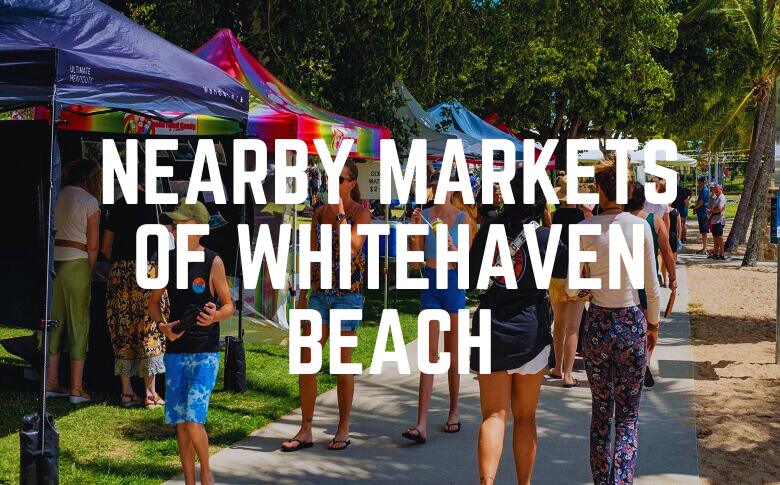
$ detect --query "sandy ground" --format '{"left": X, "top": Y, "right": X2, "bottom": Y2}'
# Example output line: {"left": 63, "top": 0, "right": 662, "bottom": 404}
{"left": 686, "top": 256, "right": 780, "bottom": 485}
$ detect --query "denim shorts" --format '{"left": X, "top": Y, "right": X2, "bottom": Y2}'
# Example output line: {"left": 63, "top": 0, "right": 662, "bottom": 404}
{"left": 309, "top": 292, "right": 363, "bottom": 332}
{"left": 164, "top": 352, "right": 220, "bottom": 425}
{"left": 697, "top": 214, "right": 709, "bottom": 234}
{"left": 420, "top": 267, "right": 466, "bottom": 314}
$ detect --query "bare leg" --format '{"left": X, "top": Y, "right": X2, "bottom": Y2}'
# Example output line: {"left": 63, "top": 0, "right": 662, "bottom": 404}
{"left": 562, "top": 301, "right": 586, "bottom": 386}
{"left": 184, "top": 422, "right": 212, "bottom": 485}
{"left": 331, "top": 332, "right": 355, "bottom": 450}
{"left": 404, "top": 319, "right": 439, "bottom": 441}
{"left": 70, "top": 359, "right": 89, "bottom": 398}
{"left": 176, "top": 424, "right": 196, "bottom": 485}
{"left": 511, "top": 372, "right": 544, "bottom": 485}
{"left": 281, "top": 324, "right": 329, "bottom": 450}
{"left": 660, "top": 256, "right": 668, "bottom": 286}
{"left": 551, "top": 301, "right": 567, "bottom": 378}
{"left": 701, "top": 232, "right": 708, "bottom": 253}
{"left": 477, "top": 372, "right": 511, "bottom": 484}
{"left": 120, "top": 376, "right": 133, "bottom": 396}
{"left": 443, "top": 312, "right": 460, "bottom": 430}
{"left": 46, "top": 353, "right": 64, "bottom": 392}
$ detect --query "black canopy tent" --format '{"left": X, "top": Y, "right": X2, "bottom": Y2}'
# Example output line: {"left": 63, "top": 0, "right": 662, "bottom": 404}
{"left": 1, "top": 1, "right": 248, "bottom": 480}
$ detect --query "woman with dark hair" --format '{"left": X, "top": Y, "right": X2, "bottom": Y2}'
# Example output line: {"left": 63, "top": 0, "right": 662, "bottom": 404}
{"left": 469, "top": 171, "right": 568, "bottom": 485}
{"left": 45, "top": 158, "right": 101, "bottom": 404}
{"left": 549, "top": 175, "right": 586, "bottom": 388}
{"left": 624, "top": 181, "right": 676, "bottom": 389}
{"left": 572, "top": 158, "right": 660, "bottom": 484}
{"left": 401, "top": 171, "right": 474, "bottom": 444}
{"left": 102, "top": 165, "right": 168, "bottom": 408}
{"left": 282, "top": 160, "right": 370, "bottom": 452}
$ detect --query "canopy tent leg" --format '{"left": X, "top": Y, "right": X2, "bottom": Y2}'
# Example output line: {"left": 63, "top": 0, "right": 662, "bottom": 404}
{"left": 383, "top": 204, "right": 389, "bottom": 309}
{"left": 21, "top": 98, "right": 61, "bottom": 485}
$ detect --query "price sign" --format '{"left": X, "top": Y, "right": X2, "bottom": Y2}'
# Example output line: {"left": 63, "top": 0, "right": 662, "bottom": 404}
{"left": 357, "top": 162, "right": 397, "bottom": 201}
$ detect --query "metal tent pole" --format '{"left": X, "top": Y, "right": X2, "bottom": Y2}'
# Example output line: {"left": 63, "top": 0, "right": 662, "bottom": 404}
{"left": 384, "top": 204, "right": 389, "bottom": 309}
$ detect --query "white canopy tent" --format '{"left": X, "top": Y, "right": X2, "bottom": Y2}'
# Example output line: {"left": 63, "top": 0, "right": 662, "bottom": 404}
{"left": 576, "top": 147, "right": 697, "bottom": 167}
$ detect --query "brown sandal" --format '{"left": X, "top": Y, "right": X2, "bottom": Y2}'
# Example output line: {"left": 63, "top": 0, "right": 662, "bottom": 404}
{"left": 120, "top": 393, "right": 142, "bottom": 408}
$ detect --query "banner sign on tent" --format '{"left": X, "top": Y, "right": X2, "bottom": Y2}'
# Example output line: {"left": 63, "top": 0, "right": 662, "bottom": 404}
{"left": 33, "top": 106, "right": 241, "bottom": 135}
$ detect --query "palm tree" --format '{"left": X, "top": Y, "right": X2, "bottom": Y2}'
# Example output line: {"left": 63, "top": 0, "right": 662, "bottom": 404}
{"left": 685, "top": 0, "right": 780, "bottom": 265}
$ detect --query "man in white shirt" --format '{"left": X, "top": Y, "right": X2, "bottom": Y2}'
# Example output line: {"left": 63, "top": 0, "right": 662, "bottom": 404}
{"left": 708, "top": 184, "right": 727, "bottom": 260}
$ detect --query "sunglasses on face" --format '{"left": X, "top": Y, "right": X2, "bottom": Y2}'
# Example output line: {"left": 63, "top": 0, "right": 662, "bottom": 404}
{"left": 339, "top": 176, "right": 353, "bottom": 184}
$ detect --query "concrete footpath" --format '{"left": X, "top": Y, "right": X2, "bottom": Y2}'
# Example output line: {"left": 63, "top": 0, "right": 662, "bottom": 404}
{"left": 166, "top": 267, "right": 699, "bottom": 485}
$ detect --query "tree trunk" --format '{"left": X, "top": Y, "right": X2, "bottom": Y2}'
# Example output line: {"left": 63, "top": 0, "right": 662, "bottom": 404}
{"left": 742, "top": 112, "right": 776, "bottom": 266}
{"left": 725, "top": 91, "right": 772, "bottom": 252}
{"left": 743, "top": 91, "right": 776, "bottom": 235}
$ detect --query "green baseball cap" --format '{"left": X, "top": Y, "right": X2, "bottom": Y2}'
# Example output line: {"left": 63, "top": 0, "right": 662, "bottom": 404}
{"left": 163, "top": 198, "right": 210, "bottom": 225}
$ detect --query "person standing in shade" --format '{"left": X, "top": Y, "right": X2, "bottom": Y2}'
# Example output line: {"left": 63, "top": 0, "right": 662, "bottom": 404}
{"left": 469, "top": 172, "right": 568, "bottom": 485}
{"left": 708, "top": 184, "right": 727, "bottom": 260}
{"left": 45, "top": 158, "right": 101, "bottom": 404}
{"left": 625, "top": 182, "right": 676, "bottom": 388}
{"left": 151, "top": 200, "right": 234, "bottom": 485}
{"left": 664, "top": 201, "right": 683, "bottom": 280}
{"left": 548, "top": 176, "right": 586, "bottom": 388}
{"left": 671, "top": 181, "right": 691, "bottom": 243}
{"left": 692, "top": 177, "right": 710, "bottom": 255}
{"left": 307, "top": 159, "right": 321, "bottom": 203}
{"left": 401, "top": 171, "right": 473, "bottom": 444}
{"left": 571, "top": 156, "right": 660, "bottom": 485}
{"left": 281, "top": 160, "right": 370, "bottom": 452}
{"left": 103, "top": 177, "right": 168, "bottom": 409}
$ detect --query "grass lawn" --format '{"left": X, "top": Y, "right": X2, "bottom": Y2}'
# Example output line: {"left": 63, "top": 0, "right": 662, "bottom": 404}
{"left": 0, "top": 289, "right": 421, "bottom": 485}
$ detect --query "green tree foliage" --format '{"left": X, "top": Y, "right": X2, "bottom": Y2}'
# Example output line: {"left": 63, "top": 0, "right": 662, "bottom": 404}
{"left": 108, "top": 1, "right": 681, "bottom": 151}
{"left": 658, "top": 0, "right": 757, "bottom": 145}
{"left": 684, "top": 0, "right": 780, "bottom": 264}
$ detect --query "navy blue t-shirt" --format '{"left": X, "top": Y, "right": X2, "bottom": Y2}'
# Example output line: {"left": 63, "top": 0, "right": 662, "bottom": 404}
{"left": 696, "top": 186, "right": 710, "bottom": 217}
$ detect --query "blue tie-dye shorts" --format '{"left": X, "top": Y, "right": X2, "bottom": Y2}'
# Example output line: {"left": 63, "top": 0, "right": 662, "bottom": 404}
{"left": 163, "top": 352, "right": 220, "bottom": 424}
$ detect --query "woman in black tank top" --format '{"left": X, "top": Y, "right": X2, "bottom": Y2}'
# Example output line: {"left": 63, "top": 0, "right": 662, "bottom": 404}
{"left": 150, "top": 201, "right": 234, "bottom": 485}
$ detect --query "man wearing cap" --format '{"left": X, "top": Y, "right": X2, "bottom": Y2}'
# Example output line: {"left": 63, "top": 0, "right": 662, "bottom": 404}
{"left": 692, "top": 177, "right": 710, "bottom": 255}
{"left": 708, "top": 184, "right": 727, "bottom": 260}
{"left": 149, "top": 199, "right": 234, "bottom": 485}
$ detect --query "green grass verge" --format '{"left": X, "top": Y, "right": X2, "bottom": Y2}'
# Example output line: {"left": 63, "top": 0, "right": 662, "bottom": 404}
{"left": 0, "top": 289, "right": 420, "bottom": 484}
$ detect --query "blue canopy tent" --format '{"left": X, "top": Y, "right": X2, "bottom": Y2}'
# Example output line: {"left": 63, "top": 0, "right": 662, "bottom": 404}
{"left": 394, "top": 82, "right": 482, "bottom": 160}
{"left": 0, "top": 0, "right": 248, "bottom": 119}
{"left": 427, "top": 100, "right": 525, "bottom": 163}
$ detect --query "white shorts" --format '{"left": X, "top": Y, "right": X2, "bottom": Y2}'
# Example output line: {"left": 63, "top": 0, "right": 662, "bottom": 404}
{"left": 506, "top": 345, "right": 550, "bottom": 375}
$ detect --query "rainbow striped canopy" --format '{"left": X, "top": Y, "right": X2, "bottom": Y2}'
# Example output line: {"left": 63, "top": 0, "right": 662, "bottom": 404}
{"left": 195, "top": 29, "right": 390, "bottom": 160}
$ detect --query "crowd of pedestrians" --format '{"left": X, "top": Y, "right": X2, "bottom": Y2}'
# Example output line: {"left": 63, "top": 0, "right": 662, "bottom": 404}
{"left": 44, "top": 153, "right": 729, "bottom": 485}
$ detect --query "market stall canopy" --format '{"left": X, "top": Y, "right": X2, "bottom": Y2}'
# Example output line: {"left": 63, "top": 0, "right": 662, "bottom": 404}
{"left": 630, "top": 148, "right": 697, "bottom": 167}
{"left": 0, "top": 0, "right": 249, "bottom": 121}
{"left": 428, "top": 100, "right": 541, "bottom": 166}
{"left": 195, "top": 29, "right": 390, "bottom": 159}
{"left": 577, "top": 147, "right": 697, "bottom": 167}
{"left": 482, "top": 113, "right": 556, "bottom": 167}
{"left": 394, "top": 82, "right": 481, "bottom": 159}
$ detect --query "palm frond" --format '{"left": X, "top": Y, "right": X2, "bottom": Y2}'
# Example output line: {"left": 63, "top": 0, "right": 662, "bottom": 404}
{"left": 704, "top": 89, "right": 755, "bottom": 150}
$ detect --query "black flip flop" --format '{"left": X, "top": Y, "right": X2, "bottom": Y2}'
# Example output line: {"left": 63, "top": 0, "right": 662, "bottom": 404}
{"left": 401, "top": 427, "right": 427, "bottom": 444}
{"left": 563, "top": 379, "right": 579, "bottom": 389}
{"left": 443, "top": 421, "right": 461, "bottom": 434}
{"left": 549, "top": 370, "right": 563, "bottom": 380}
{"left": 328, "top": 438, "right": 351, "bottom": 451}
{"left": 280, "top": 439, "right": 314, "bottom": 452}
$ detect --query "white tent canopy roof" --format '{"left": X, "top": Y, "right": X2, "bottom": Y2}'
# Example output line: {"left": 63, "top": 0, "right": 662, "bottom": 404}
{"left": 577, "top": 147, "right": 696, "bottom": 167}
